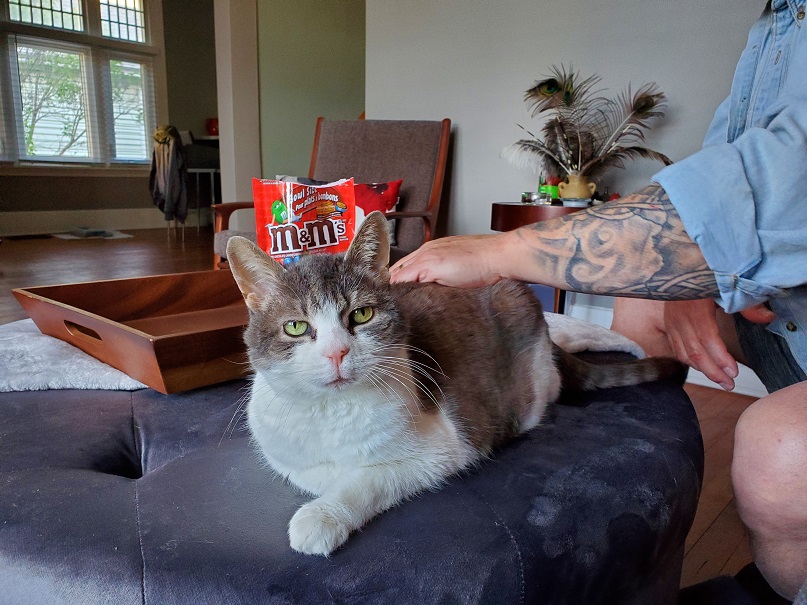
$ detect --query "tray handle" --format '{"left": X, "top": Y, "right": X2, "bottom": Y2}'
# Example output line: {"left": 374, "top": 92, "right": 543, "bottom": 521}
{"left": 64, "top": 320, "right": 103, "bottom": 343}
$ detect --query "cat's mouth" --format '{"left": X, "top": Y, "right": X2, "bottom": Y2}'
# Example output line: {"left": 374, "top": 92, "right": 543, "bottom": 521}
{"left": 326, "top": 376, "right": 354, "bottom": 388}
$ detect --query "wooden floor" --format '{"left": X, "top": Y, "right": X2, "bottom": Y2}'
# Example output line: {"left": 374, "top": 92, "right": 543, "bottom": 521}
{"left": 681, "top": 383, "right": 756, "bottom": 586}
{"left": 0, "top": 227, "right": 215, "bottom": 325}
{"left": 0, "top": 227, "right": 756, "bottom": 586}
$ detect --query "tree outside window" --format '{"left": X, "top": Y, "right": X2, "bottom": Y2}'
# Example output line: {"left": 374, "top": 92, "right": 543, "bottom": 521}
{"left": 17, "top": 43, "right": 89, "bottom": 158}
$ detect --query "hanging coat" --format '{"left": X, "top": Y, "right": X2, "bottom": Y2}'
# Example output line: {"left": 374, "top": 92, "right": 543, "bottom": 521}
{"left": 148, "top": 125, "right": 188, "bottom": 223}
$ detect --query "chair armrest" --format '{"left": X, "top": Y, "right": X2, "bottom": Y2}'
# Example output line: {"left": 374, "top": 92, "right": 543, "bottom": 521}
{"left": 211, "top": 202, "right": 254, "bottom": 232}
{"left": 385, "top": 210, "right": 435, "bottom": 243}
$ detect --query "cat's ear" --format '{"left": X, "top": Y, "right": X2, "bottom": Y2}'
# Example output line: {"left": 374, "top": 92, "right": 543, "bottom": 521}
{"left": 345, "top": 211, "right": 390, "bottom": 278}
{"left": 226, "top": 236, "right": 285, "bottom": 311}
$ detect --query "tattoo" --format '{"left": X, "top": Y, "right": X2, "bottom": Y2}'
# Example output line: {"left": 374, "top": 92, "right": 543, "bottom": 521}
{"left": 521, "top": 184, "right": 719, "bottom": 300}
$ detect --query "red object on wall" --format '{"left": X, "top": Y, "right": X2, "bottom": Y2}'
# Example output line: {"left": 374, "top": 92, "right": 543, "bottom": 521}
{"left": 205, "top": 118, "right": 219, "bottom": 136}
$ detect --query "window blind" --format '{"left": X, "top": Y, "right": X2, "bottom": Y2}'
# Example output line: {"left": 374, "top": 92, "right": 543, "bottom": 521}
{"left": 0, "top": 0, "right": 156, "bottom": 165}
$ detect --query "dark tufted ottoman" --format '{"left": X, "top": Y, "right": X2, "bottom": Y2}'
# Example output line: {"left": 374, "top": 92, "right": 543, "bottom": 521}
{"left": 0, "top": 359, "right": 702, "bottom": 605}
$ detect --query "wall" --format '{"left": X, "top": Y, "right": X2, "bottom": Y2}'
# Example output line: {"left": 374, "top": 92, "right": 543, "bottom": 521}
{"left": 257, "top": 0, "right": 365, "bottom": 179}
{"left": 214, "top": 0, "right": 260, "bottom": 210}
{"left": 366, "top": 0, "right": 763, "bottom": 235}
{"left": 163, "top": 0, "right": 218, "bottom": 136}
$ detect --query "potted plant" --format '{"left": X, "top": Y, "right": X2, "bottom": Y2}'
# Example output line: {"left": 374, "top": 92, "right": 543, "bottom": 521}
{"left": 506, "top": 65, "right": 672, "bottom": 199}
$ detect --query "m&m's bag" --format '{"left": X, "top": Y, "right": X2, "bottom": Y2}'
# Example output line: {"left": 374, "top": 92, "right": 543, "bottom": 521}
{"left": 252, "top": 178, "right": 356, "bottom": 266}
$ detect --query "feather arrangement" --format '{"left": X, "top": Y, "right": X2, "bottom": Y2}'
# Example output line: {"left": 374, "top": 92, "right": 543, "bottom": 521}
{"left": 505, "top": 65, "right": 672, "bottom": 181}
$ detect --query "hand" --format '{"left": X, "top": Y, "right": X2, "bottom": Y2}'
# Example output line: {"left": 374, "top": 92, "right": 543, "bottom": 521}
{"left": 663, "top": 299, "right": 739, "bottom": 390}
{"left": 389, "top": 233, "right": 512, "bottom": 287}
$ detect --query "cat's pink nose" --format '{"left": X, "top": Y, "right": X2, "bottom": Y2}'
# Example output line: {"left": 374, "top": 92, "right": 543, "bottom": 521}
{"left": 326, "top": 347, "right": 349, "bottom": 369}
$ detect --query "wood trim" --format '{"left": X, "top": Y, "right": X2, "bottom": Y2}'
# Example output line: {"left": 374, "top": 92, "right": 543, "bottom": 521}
{"left": 308, "top": 116, "right": 325, "bottom": 179}
{"left": 0, "top": 20, "right": 161, "bottom": 56}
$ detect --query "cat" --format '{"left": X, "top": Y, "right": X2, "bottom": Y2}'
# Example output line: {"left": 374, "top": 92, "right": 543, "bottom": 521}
{"left": 226, "top": 211, "right": 686, "bottom": 556}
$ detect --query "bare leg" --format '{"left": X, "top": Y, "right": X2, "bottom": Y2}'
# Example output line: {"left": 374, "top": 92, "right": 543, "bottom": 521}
{"left": 732, "top": 381, "right": 807, "bottom": 599}
{"left": 610, "top": 298, "right": 673, "bottom": 357}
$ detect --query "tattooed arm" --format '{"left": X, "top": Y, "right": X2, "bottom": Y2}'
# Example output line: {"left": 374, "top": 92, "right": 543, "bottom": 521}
{"left": 389, "top": 184, "right": 719, "bottom": 301}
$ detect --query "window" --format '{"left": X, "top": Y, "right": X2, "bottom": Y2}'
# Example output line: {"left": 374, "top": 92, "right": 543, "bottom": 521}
{"left": 100, "top": 0, "right": 145, "bottom": 43}
{"left": 9, "top": 0, "right": 85, "bottom": 32}
{"left": 0, "top": 0, "right": 159, "bottom": 166}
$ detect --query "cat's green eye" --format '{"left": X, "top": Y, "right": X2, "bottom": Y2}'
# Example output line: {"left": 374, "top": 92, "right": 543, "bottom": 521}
{"left": 283, "top": 320, "right": 309, "bottom": 337}
{"left": 351, "top": 306, "right": 374, "bottom": 325}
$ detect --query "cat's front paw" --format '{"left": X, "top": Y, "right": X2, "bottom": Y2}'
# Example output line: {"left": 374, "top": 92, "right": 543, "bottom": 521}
{"left": 288, "top": 500, "right": 353, "bottom": 556}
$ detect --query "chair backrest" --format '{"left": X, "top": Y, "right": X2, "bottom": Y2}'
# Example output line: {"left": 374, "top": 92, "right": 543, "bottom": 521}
{"left": 308, "top": 117, "right": 451, "bottom": 252}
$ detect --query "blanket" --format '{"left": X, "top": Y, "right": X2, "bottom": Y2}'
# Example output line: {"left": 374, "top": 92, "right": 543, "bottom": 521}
{"left": 0, "top": 315, "right": 643, "bottom": 392}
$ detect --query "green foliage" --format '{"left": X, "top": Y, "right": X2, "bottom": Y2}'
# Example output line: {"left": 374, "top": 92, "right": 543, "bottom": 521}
{"left": 17, "top": 44, "right": 145, "bottom": 158}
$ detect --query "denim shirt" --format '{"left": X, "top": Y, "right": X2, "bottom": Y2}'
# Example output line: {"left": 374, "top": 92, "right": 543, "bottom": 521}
{"left": 653, "top": 0, "right": 807, "bottom": 374}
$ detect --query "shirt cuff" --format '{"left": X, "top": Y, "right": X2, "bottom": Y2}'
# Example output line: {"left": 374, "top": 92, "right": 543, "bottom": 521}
{"left": 653, "top": 145, "right": 782, "bottom": 313}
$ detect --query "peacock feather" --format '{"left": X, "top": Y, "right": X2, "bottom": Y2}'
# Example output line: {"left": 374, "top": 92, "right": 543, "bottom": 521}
{"left": 507, "top": 65, "right": 672, "bottom": 182}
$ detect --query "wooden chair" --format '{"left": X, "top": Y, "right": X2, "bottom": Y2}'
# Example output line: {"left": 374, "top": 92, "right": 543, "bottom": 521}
{"left": 211, "top": 117, "right": 451, "bottom": 269}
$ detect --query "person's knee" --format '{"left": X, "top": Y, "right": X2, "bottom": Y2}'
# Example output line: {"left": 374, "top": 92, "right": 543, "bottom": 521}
{"left": 732, "top": 382, "right": 807, "bottom": 598}
{"left": 733, "top": 383, "right": 807, "bottom": 522}
{"left": 732, "top": 383, "right": 807, "bottom": 514}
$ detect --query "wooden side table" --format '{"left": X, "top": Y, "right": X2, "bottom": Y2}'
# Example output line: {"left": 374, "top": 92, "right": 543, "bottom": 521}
{"left": 490, "top": 202, "right": 585, "bottom": 313}
{"left": 490, "top": 201, "right": 582, "bottom": 232}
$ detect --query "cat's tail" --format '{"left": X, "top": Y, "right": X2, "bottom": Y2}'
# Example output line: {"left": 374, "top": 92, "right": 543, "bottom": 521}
{"left": 553, "top": 344, "right": 688, "bottom": 393}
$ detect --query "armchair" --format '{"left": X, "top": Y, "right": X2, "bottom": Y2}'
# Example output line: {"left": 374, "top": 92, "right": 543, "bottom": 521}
{"left": 211, "top": 117, "right": 451, "bottom": 269}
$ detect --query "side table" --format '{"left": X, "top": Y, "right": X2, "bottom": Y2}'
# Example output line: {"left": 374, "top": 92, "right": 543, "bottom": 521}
{"left": 490, "top": 201, "right": 585, "bottom": 313}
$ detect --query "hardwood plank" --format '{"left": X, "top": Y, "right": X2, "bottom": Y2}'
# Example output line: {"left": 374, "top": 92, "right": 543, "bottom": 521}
{"left": 682, "top": 498, "right": 749, "bottom": 586}
{"left": 682, "top": 383, "right": 756, "bottom": 587}
{"left": 685, "top": 466, "right": 735, "bottom": 552}
{"left": 1, "top": 228, "right": 215, "bottom": 325}
{"left": 721, "top": 529, "right": 753, "bottom": 577}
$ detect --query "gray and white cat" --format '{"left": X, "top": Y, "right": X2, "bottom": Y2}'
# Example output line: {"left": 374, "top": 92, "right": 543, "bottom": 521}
{"left": 226, "top": 211, "right": 684, "bottom": 556}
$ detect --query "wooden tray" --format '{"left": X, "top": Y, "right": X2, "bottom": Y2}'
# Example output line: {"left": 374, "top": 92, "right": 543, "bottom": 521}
{"left": 13, "top": 270, "right": 250, "bottom": 394}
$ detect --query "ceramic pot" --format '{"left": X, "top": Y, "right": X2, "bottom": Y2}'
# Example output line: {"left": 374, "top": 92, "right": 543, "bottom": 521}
{"left": 558, "top": 174, "right": 596, "bottom": 199}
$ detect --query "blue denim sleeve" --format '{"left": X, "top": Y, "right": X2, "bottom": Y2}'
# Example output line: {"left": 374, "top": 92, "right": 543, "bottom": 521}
{"left": 654, "top": 98, "right": 807, "bottom": 313}
{"left": 652, "top": 8, "right": 807, "bottom": 314}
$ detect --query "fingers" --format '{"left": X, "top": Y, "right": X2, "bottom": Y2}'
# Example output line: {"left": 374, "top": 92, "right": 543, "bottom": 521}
{"left": 664, "top": 300, "right": 738, "bottom": 391}
{"left": 740, "top": 303, "right": 776, "bottom": 324}
{"left": 389, "top": 234, "right": 506, "bottom": 287}
{"left": 389, "top": 252, "right": 428, "bottom": 284}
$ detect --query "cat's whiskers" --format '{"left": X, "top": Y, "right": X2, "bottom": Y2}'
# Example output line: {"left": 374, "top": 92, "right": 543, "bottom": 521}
{"left": 375, "top": 356, "right": 445, "bottom": 394}
{"left": 219, "top": 386, "right": 253, "bottom": 445}
{"left": 367, "top": 342, "right": 448, "bottom": 389}
{"left": 377, "top": 365, "right": 447, "bottom": 416}
{"left": 366, "top": 373, "right": 418, "bottom": 425}
{"left": 373, "top": 343, "right": 447, "bottom": 376}
{"left": 369, "top": 366, "right": 423, "bottom": 408}
{"left": 367, "top": 370, "right": 421, "bottom": 426}
{"left": 371, "top": 363, "right": 446, "bottom": 418}
{"left": 250, "top": 375, "right": 307, "bottom": 434}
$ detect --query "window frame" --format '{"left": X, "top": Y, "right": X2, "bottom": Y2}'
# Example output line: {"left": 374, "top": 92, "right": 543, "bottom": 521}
{"left": 0, "top": 0, "right": 167, "bottom": 175}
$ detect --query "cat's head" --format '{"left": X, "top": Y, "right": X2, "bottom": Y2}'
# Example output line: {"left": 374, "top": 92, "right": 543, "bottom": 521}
{"left": 227, "top": 211, "right": 405, "bottom": 395}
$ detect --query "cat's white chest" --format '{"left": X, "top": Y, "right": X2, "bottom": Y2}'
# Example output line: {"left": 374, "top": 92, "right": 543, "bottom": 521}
{"left": 247, "top": 372, "right": 412, "bottom": 494}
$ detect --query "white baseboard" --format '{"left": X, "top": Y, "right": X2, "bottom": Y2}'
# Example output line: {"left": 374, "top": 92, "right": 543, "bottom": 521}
{"left": 1, "top": 207, "right": 212, "bottom": 236}
{"left": 566, "top": 293, "right": 768, "bottom": 399}
{"left": 684, "top": 367, "right": 767, "bottom": 398}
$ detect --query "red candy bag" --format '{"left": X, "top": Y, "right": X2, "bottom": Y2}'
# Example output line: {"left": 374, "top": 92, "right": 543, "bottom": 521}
{"left": 252, "top": 178, "right": 356, "bottom": 266}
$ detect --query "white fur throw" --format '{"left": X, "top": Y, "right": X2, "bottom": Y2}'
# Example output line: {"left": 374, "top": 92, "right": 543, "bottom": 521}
{"left": 0, "top": 314, "right": 643, "bottom": 392}
{"left": 0, "top": 319, "right": 146, "bottom": 392}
